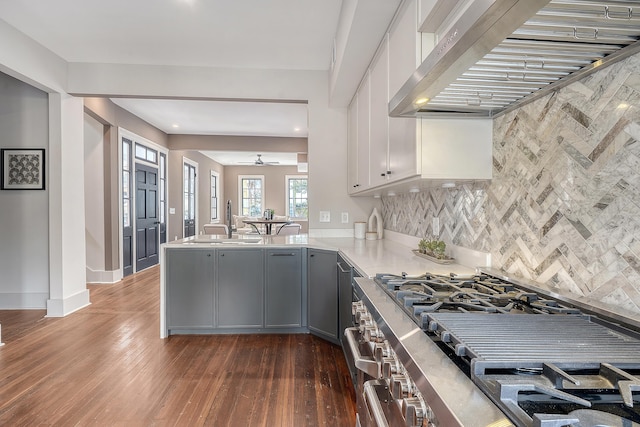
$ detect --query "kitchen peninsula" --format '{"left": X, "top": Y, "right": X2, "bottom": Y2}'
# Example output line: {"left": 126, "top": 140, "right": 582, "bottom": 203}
{"left": 159, "top": 233, "right": 477, "bottom": 338}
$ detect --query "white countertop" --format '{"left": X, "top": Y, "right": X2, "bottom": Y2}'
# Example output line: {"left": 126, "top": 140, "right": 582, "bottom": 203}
{"left": 166, "top": 233, "right": 476, "bottom": 278}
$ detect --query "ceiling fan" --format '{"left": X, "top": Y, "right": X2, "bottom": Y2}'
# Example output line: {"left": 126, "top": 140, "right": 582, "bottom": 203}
{"left": 239, "top": 154, "right": 280, "bottom": 166}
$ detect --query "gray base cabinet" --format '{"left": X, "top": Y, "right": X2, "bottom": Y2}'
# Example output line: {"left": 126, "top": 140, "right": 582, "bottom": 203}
{"left": 217, "top": 248, "right": 264, "bottom": 328}
{"left": 164, "top": 246, "right": 337, "bottom": 340}
{"left": 307, "top": 248, "right": 338, "bottom": 342}
{"left": 166, "top": 249, "right": 214, "bottom": 330}
{"left": 265, "top": 249, "right": 303, "bottom": 328}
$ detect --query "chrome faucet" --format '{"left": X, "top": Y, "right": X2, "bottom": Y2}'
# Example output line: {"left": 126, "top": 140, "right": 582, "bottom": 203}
{"left": 226, "top": 200, "right": 233, "bottom": 238}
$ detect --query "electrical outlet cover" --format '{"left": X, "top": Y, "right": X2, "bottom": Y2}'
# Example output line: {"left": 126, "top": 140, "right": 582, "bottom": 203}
{"left": 341, "top": 212, "right": 349, "bottom": 223}
{"left": 319, "top": 211, "right": 330, "bottom": 222}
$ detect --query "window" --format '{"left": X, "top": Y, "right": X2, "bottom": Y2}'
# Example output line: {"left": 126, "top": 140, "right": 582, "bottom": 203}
{"left": 183, "top": 160, "right": 197, "bottom": 238}
{"left": 210, "top": 170, "right": 219, "bottom": 222}
{"left": 135, "top": 143, "right": 157, "bottom": 164}
{"left": 238, "top": 175, "right": 264, "bottom": 217}
{"left": 184, "top": 163, "right": 196, "bottom": 221}
{"left": 286, "top": 175, "right": 308, "bottom": 219}
{"left": 159, "top": 153, "right": 166, "bottom": 224}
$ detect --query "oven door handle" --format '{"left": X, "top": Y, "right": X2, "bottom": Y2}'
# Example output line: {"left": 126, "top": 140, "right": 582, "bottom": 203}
{"left": 344, "top": 327, "right": 379, "bottom": 378}
{"left": 363, "top": 380, "right": 390, "bottom": 427}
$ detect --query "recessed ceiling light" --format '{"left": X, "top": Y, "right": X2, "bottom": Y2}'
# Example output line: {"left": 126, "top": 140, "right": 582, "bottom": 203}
{"left": 172, "top": 124, "right": 179, "bottom": 128}
{"left": 294, "top": 127, "right": 301, "bottom": 132}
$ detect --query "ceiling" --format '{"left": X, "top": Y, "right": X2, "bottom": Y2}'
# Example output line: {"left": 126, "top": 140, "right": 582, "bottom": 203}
{"left": 110, "top": 98, "right": 309, "bottom": 137}
{"left": 0, "top": 0, "right": 343, "bottom": 70}
{"left": 0, "top": 0, "right": 396, "bottom": 164}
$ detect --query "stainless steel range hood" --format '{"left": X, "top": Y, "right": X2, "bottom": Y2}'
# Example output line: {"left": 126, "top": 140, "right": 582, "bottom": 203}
{"left": 389, "top": 0, "right": 640, "bottom": 118}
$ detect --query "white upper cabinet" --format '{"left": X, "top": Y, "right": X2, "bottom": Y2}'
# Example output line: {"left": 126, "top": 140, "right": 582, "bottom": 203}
{"left": 348, "top": 0, "right": 492, "bottom": 197}
{"left": 356, "top": 72, "right": 371, "bottom": 191}
{"left": 347, "top": 71, "right": 372, "bottom": 195}
{"left": 387, "top": 0, "right": 423, "bottom": 185}
{"left": 347, "top": 95, "right": 359, "bottom": 193}
{"left": 368, "top": 35, "right": 390, "bottom": 188}
{"left": 388, "top": 0, "right": 421, "bottom": 99}
{"left": 419, "top": 118, "right": 492, "bottom": 181}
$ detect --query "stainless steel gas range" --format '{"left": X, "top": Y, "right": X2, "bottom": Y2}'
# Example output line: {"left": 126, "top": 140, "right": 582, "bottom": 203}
{"left": 347, "top": 270, "right": 640, "bottom": 427}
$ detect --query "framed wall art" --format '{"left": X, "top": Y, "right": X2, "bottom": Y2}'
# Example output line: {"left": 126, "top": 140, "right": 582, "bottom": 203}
{"left": 1, "top": 148, "right": 46, "bottom": 190}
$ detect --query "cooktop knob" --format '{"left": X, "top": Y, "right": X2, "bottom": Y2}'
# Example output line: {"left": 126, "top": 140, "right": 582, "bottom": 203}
{"left": 391, "top": 373, "right": 412, "bottom": 399}
{"left": 364, "top": 325, "right": 384, "bottom": 342}
{"left": 403, "top": 396, "right": 428, "bottom": 427}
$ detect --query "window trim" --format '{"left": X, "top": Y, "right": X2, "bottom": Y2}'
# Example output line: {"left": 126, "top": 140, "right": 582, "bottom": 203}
{"left": 285, "top": 174, "right": 308, "bottom": 221}
{"left": 238, "top": 175, "right": 265, "bottom": 217}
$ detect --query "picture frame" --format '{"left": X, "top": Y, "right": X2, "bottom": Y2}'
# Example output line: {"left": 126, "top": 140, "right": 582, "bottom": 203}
{"left": 1, "top": 148, "right": 46, "bottom": 190}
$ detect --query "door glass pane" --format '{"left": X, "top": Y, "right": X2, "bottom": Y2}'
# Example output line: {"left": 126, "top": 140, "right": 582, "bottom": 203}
{"left": 123, "top": 199, "right": 130, "bottom": 227}
{"left": 123, "top": 171, "right": 130, "bottom": 198}
{"left": 123, "top": 141, "right": 130, "bottom": 171}
{"left": 135, "top": 144, "right": 146, "bottom": 159}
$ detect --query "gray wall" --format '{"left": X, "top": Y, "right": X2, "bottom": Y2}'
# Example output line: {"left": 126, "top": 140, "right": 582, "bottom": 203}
{"left": 0, "top": 71, "right": 50, "bottom": 308}
{"left": 382, "top": 52, "right": 640, "bottom": 314}
{"left": 84, "top": 112, "right": 106, "bottom": 272}
{"left": 84, "top": 97, "right": 169, "bottom": 269}
{"left": 167, "top": 150, "right": 225, "bottom": 240}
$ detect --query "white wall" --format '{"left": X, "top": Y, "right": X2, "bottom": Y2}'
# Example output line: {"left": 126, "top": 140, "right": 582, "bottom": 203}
{"left": 0, "top": 72, "right": 50, "bottom": 309}
{"left": 84, "top": 113, "right": 106, "bottom": 273}
{"left": 67, "top": 63, "right": 379, "bottom": 234}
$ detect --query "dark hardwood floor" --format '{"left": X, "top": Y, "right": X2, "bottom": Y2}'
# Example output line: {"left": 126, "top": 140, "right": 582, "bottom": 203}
{"left": 0, "top": 266, "right": 356, "bottom": 426}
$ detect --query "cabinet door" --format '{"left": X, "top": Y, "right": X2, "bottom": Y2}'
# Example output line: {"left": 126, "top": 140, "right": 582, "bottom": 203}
{"left": 356, "top": 71, "right": 370, "bottom": 191}
{"left": 307, "top": 249, "right": 338, "bottom": 342}
{"left": 265, "top": 249, "right": 302, "bottom": 328}
{"left": 369, "top": 35, "right": 390, "bottom": 188}
{"left": 166, "top": 249, "right": 214, "bottom": 330}
{"left": 388, "top": 118, "right": 420, "bottom": 181}
{"left": 388, "top": 0, "right": 421, "bottom": 183}
{"left": 388, "top": 0, "right": 419, "bottom": 98}
{"left": 217, "top": 248, "right": 264, "bottom": 328}
{"left": 347, "top": 97, "right": 360, "bottom": 194}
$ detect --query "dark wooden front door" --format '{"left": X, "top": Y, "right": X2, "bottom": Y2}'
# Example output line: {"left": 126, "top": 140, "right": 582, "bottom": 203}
{"left": 135, "top": 164, "right": 159, "bottom": 271}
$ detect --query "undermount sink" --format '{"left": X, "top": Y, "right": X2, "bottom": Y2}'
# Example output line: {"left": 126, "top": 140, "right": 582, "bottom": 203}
{"left": 189, "top": 237, "right": 262, "bottom": 244}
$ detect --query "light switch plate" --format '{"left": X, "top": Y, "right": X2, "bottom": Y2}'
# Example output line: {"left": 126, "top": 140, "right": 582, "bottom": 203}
{"left": 341, "top": 212, "right": 349, "bottom": 223}
{"left": 319, "top": 211, "right": 331, "bottom": 223}
{"left": 169, "top": 207, "right": 176, "bottom": 215}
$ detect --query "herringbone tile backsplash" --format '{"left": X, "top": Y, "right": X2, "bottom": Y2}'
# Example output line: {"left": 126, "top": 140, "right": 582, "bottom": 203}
{"left": 382, "top": 53, "right": 640, "bottom": 313}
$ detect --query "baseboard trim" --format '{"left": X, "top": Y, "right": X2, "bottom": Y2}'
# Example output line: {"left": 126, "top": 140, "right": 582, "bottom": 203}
{"left": 0, "top": 292, "right": 48, "bottom": 309}
{"left": 46, "top": 289, "right": 91, "bottom": 317}
{"left": 86, "top": 267, "right": 122, "bottom": 284}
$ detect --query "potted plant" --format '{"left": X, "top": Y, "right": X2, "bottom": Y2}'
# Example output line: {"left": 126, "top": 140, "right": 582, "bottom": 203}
{"left": 413, "top": 238, "right": 454, "bottom": 264}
